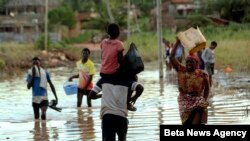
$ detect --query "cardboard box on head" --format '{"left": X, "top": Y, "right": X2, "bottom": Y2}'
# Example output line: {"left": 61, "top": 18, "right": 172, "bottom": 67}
{"left": 177, "top": 26, "right": 206, "bottom": 54}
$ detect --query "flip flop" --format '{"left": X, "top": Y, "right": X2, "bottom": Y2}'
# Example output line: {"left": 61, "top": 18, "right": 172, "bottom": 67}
{"left": 49, "top": 106, "right": 62, "bottom": 112}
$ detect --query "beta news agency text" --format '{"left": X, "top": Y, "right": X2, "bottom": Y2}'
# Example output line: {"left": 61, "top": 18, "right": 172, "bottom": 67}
{"left": 164, "top": 128, "right": 247, "bottom": 138}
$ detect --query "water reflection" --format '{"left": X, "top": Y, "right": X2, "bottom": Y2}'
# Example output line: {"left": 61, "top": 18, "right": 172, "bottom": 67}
{"left": 0, "top": 67, "right": 250, "bottom": 140}
{"left": 77, "top": 108, "right": 95, "bottom": 140}
{"left": 33, "top": 121, "right": 49, "bottom": 141}
{"left": 209, "top": 98, "right": 215, "bottom": 116}
{"left": 165, "top": 70, "right": 177, "bottom": 86}
{"left": 159, "top": 78, "right": 164, "bottom": 96}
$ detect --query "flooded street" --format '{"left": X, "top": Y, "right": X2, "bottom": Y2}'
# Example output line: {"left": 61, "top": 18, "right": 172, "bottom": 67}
{"left": 0, "top": 65, "right": 250, "bottom": 141}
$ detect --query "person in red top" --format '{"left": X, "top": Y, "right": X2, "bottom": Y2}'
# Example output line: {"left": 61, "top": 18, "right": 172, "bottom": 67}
{"left": 170, "top": 38, "right": 210, "bottom": 125}
{"left": 99, "top": 23, "right": 138, "bottom": 111}
{"left": 100, "top": 23, "right": 124, "bottom": 78}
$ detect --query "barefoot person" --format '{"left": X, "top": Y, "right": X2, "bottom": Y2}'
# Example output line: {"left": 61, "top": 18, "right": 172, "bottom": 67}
{"left": 68, "top": 48, "right": 96, "bottom": 108}
{"left": 202, "top": 41, "right": 218, "bottom": 87}
{"left": 170, "top": 38, "right": 210, "bottom": 125}
{"left": 26, "top": 57, "right": 58, "bottom": 121}
{"left": 89, "top": 76, "right": 144, "bottom": 141}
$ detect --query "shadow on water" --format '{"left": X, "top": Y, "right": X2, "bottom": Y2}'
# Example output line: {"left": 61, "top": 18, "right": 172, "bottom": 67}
{"left": 0, "top": 66, "right": 250, "bottom": 140}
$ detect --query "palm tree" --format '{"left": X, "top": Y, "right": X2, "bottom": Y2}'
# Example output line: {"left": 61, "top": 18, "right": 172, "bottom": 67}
{"left": 63, "top": 0, "right": 95, "bottom": 12}
{"left": 105, "top": 0, "right": 114, "bottom": 22}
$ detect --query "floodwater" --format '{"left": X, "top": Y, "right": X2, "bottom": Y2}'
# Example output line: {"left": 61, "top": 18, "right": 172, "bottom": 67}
{"left": 0, "top": 65, "right": 250, "bottom": 141}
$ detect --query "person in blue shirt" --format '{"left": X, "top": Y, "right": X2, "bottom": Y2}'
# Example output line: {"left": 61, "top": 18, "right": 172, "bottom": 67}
{"left": 26, "top": 57, "right": 58, "bottom": 121}
{"left": 175, "top": 43, "right": 185, "bottom": 63}
{"left": 201, "top": 41, "right": 218, "bottom": 87}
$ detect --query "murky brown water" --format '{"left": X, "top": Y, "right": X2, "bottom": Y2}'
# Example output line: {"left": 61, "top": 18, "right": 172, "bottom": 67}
{"left": 0, "top": 66, "right": 250, "bottom": 141}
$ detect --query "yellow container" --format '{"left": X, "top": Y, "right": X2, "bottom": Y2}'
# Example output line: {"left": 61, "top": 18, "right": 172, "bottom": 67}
{"left": 177, "top": 27, "right": 206, "bottom": 54}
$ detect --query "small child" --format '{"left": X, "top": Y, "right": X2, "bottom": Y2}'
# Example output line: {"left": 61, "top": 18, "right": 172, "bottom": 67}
{"left": 126, "top": 75, "right": 140, "bottom": 111}
{"left": 99, "top": 23, "right": 137, "bottom": 111}
{"left": 100, "top": 23, "right": 124, "bottom": 79}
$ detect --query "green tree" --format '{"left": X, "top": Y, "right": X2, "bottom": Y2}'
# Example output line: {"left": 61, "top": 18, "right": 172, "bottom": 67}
{"left": 63, "top": 0, "right": 95, "bottom": 12}
{"left": 202, "top": 0, "right": 250, "bottom": 23}
{"left": 48, "top": 6, "right": 76, "bottom": 29}
{"left": 85, "top": 0, "right": 127, "bottom": 30}
{"left": 186, "top": 14, "right": 214, "bottom": 28}
{"left": 131, "top": 0, "right": 156, "bottom": 16}
{"left": 0, "top": 0, "right": 8, "bottom": 14}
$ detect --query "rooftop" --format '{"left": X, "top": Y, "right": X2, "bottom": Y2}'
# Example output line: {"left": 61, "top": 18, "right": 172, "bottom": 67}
{"left": 6, "top": 0, "right": 59, "bottom": 8}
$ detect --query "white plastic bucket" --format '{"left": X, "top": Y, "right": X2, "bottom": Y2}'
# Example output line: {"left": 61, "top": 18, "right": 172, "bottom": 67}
{"left": 63, "top": 81, "right": 78, "bottom": 95}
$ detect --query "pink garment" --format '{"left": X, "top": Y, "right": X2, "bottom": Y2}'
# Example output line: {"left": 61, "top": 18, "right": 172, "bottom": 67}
{"left": 79, "top": 72, "right": 93, "bottom": 90}
{"left": 100, "top": 39, "right": 124, "bottom": 74}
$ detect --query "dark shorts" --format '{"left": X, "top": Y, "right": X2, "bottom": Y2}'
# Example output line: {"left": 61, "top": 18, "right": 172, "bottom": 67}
{"left": 32, "top": 100, "right": 49, "bottom": 108}
{"left": 205, "top": 63, "right": 214, "bottom": 75}
{"left": 102, "top": 114, "right": 128, "bottom": 141}
{"left": 32, "top": 100, "right": 49, "bottom": 120}
{"left": 100, "top": 73, "right": 118, "bottom": 79}
{"left": 77, "top": 88, "right": 91, "bottom": 95}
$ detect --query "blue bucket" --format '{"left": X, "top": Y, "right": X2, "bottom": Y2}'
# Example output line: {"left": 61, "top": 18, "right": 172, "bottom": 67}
{"left": 63, "top": 81, "right": 78, "bottom": 95}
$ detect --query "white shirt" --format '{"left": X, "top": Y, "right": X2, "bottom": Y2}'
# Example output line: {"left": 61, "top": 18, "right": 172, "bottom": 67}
{"left": 92, "top": 78, "right": 139, "bottom": 119}
{"left": 201, "top": 48, "right": 215, "bottom": 63}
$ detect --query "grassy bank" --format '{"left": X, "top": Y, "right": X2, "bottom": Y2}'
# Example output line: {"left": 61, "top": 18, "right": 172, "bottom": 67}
{"left": 0, "top": 43, "right": 82, "bottom": 79}
{"left": 125, "top": 24, "right": 250, "bottom": 73}
{"left": 0, "top": 24, "right": 250, "bottom": 77}
{"left": 0, "top": 43, "right": 38, "bottom": 68}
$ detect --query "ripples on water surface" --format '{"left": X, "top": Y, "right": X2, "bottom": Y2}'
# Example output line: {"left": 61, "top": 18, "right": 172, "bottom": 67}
{"left": 0, "top": 67, "right": 250, "bottom": 141}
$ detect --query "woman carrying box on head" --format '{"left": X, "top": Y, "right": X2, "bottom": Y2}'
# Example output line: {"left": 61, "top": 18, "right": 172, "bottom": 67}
{"left": 170, "top": 37, "right": 210, "bottom": 125}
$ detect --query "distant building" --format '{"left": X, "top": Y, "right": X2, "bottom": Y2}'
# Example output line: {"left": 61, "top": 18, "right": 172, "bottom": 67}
{"left": 0, "top": 0, "right": 59, "bottom": 42}
{"left": 150, "top": 0, "right": 198, "bottom": 31}
{"left": 68, "top": 11, "right": 97, "bottom": 38}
